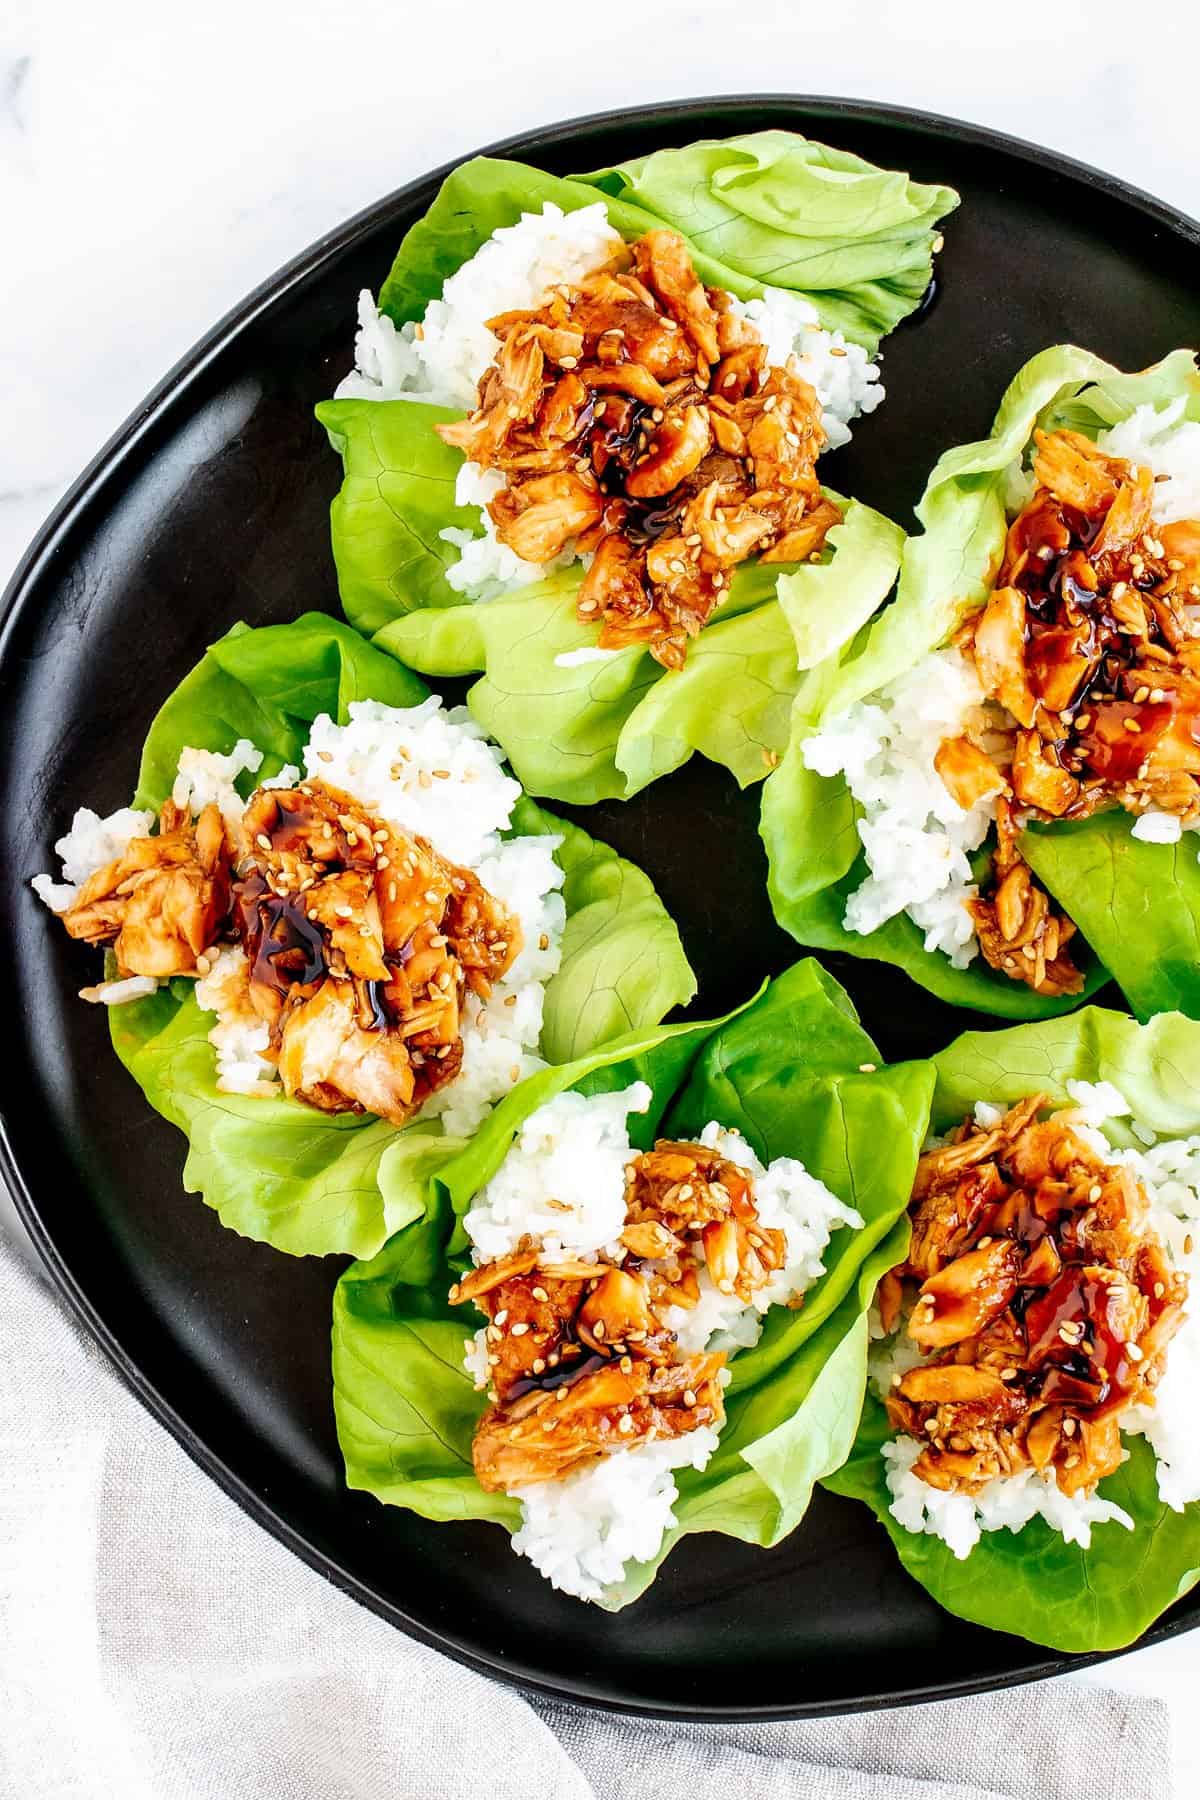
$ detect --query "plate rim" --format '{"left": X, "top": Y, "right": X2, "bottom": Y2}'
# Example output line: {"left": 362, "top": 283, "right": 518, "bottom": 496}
{"left": 5, "top": 91, "right": 1200, "bottom": 1720}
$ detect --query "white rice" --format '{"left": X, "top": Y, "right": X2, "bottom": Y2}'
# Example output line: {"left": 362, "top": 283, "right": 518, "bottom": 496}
{"left": 882, "top": 1435, "right": 1134, "bottom": 1561}
{"left": 462, "top": 1082, "right": 652, "bottom": 1265}
{"left": 78, "top": 975, "right": 160, "bottom": 1007}
{"left": 460, "top": 1085, "right": 861, "bottom": 1598}
{"left": 36, "top": 697, "right": 567, "bottom": 1130}
{"left": 801, "top": 647, "right": 995, "bottom": 965}
{"left": 510, "top": 1425, "right": 721, "bottom": 1603}
{"left": 337, "top": 203, "right": 623, "bottom": 413}
{"left": 875, "top": 1085, "right": 1200, "bottom": 1559}
{"left": 173, "top": 739, "right": 264, "bottom": 823}
{"left": 1097, "top": 398, "right": 1200, "bottom": 525}
{"left": 32, "top": 803, "right": 154, "bottom": 914}
{"left": 334, "top": 202, "right": 883, "bottom": 604}
{"left": 194, "top": 945, "right": 276, "bottom": 1098}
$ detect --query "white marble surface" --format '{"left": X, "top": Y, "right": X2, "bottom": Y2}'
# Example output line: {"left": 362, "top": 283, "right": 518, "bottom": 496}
{"left": 4, "top": 0, "right": 1200, "bottom": 1786}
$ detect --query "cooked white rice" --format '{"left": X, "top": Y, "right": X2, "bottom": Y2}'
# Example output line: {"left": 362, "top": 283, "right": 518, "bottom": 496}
{"left": 805, "top": 401, "right": 1200, "bottom": 965}
{"left": 801, "top": 647, "right": 995, "bottom": 965}
{"left": 194, "top": 945, "right": 276, "bottom": 1097}
{"left": 459, "top": 1084, "right": 862, "bottom": 1598}
{"left": 32, "top": 803, "right": 154, "bottom": 915}
{"left": 1097, "top": 398, "right": 1200, "bottom": 525}
{"left": 34, "top": 696, "right": 567, "bottom": 1133}
{"left": 874, "top": 1085, "right": 1200, "bottom": 1559}
{"left": 334, "top": 201, "right": 884, "bottom": 605}
{"left": 462, "top": 1081, "right": 652, "bottom": 1265}
{"left": 510, "top": 1425, "right": 721, "bottom": 1603}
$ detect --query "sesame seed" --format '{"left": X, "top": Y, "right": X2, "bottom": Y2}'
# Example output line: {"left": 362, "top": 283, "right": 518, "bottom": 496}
{"left": 532, "top": 1358, "right": 546, "bottom": 1374}
{"left": 256, "top": 833, "right": 272, "bottom": 851}
{"left": 510, "top": 1322, "right": 529, "bottom": 1337}
{"left": 683, "top": 1389, "right": 697, "bottom": 1407}
{"left": 531, "top": 1286, "right": 549, "bottom": 1303}
{"left": 317, "top": 750, "right": 333, "bottom": 764}
{"left": 617, "top": 1413, "right": 635, "bottom": 1434}
{"left": 1000, "top": 1367, "right": 1018, "bottom": 1382}
{"left": 494, "top": 1309, "right": 508, "bottom": 1326}
{"left": 858, "top": 1062, "right": 877, "bottom": 1073}
{"left": 509, "top": 1064, "right": 520, "bottom": 1082}
{"left": 556, "top": 1386, "right": 568, "bottom": 1402}
{"left": 593, "top": 1320, "right": 606, "bottom": 1340}
{"left": 1062, "top": 1416, "right": 1077, "bottom": 1436}
{"left": 1089, "top": 1184, "right": 1103, "bottom": 1201}
{"left": 1134, "top": 685, "right": 1150, "bottom": 703}
{"left": 1127, "top": 1343, "right": 1144, "bottom": 1362}
{"left": 423, "top": 890, "right": 439, "bottom": 904}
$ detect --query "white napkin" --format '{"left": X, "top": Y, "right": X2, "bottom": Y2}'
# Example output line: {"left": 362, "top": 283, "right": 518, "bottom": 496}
{"left": 0, "top": 1233, "right": 1173, "bottom": 1800}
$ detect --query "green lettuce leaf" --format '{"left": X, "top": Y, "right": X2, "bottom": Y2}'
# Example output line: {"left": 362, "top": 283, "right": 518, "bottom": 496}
{"left": 318, "top": 397, "right": 479, "bottom": 633}
{"left": 826, "top": 1004, "right": 1200, "bottom": 1652}
{"left": 577, "top": 131, "right": 958, "bottom": 352}
{"left": 332, "top": 958, "right": 935, "bottom": 1604}
{"left": 108, "top": 614, "right": 694, "bottom": 1258}
{"left": 370, "top": 497, "right": 902, "bottom": 805}
{"left": 377, "top": 142, "right": 957, "bottom": 354}
{"left": 762, "top": 346, "right": 1200, "bottom": 1020}
{"left": 321, "top": 133, "right": 953, "bottom": 803}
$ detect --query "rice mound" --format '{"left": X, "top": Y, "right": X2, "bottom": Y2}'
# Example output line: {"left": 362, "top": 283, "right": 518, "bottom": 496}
{"left": 462, "top": 1081, "right": 652, "bottom": 1264}
{"left": 32, "top": 804, "right": 154, "bottom": 916}
{"left": 510, "top": 1426, "right": 721, "bottom": 1603}
{"left": 333, "top": 201, "right": 884, "bottom": 604}
{"left": 872, "top": 1084, "right": 1200, "bottom": 1560}
{"left": 460, "top": 1084, "right": 862, "bottom": 1598}
{"left": 801, "top": 647, "right": 993, "bottom": 966}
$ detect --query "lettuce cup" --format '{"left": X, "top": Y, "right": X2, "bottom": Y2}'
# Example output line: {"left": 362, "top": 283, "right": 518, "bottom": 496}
{"left": 33, "top": 614, "right": 694, "bottom": 1258}
{"left": 332, "top": 959, "right": 934, "bottom": 1606}
{"left": 316, "top": 132, "right": 955, "bottom": 803}
{"left": 763, "top": 346, "right": 1200, "bottom": 1021}
{"left": 829, "top": 1006, "right": 1200, "bottom": 1652}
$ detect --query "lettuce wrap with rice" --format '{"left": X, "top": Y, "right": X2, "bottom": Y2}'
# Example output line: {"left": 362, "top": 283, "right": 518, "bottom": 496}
{"left": 316, "top": 133, "right": 956, "bottom": 804}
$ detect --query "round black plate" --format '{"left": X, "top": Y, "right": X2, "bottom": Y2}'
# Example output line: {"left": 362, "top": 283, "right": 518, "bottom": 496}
{"left": 4, "top": 96, "right": 1200, "bottom": 1720}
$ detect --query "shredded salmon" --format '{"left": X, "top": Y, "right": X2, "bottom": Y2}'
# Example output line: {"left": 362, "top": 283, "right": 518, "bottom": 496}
{"left": 436, "top": 229, "right": 839, "bottom": 669}
{"left": 948, "top": 429, "right": 1200, "bottom": 993}
{"left": 884, "top": 1098, "right": 1186, "bottom": 1498}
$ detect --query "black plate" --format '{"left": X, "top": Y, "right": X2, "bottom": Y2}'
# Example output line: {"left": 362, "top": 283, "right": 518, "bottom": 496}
{"left": 4, "top": 96, "right": 1200, "bottom": 1720}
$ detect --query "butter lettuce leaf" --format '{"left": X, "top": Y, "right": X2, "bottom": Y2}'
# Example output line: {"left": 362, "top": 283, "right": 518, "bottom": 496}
{"left": 827, "top": 1004, "right": 1200, "bottom": 1652}
{"left": 332, "top": 959, "right": 934, "bottom": 1604}
{"left": 762, "top": 346, "right": 1200, "bottom": 1020}
{"left": 108, "top": 614, "right": 694, "bottom": 1258}
{"left": 371, "top": 497, "right": 902, "bottom": 805}
{"left": 377, "top": 141, "right": 957, "bottom": 354}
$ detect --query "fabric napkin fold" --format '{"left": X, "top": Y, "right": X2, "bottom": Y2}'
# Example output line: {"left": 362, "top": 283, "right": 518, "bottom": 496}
{"left": 0, "top": 1231, "right": 1173, "bottom": 1800}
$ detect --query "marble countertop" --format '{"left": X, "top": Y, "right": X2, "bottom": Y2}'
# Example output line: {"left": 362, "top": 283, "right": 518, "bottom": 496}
{"left": 4, "top": 0, "right": 1200, "bottom": 1784}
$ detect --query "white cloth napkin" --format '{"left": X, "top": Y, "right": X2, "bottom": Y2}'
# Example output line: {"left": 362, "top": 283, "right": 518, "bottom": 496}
{"left": 0, "top": 1232, "right": 1172, "bottom": 1800}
